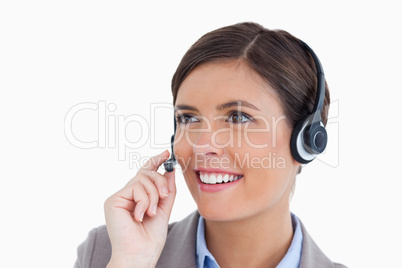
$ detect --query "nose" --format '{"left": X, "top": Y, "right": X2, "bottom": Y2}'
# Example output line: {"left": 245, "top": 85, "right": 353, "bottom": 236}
{"left": 191, "top": 124, "right": 224, "bottom": 158}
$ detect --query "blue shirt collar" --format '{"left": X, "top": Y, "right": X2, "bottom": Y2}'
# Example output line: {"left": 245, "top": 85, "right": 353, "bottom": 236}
{"left": 196, "top": 214, "right": 220, "bottom": 268}
{"left": 196, "top": 212, "right": 303, "bottom": 268}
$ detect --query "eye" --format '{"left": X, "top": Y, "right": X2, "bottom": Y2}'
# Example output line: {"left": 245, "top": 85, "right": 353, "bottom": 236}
{"left": 226, "top": 111, "right": 254, "bottom": 124}
{"left": 175, "top": 113, "right": 200, "bottom": 125}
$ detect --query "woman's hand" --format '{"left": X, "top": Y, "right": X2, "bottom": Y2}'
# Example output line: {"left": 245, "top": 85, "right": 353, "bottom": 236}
{"left": 104, "top": 150, "right": 176, "bottom": 268}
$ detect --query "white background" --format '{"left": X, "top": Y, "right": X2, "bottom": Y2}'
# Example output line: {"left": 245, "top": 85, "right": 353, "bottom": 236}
{"left": 1, "top": 1, "right": 401, "bottom": 267}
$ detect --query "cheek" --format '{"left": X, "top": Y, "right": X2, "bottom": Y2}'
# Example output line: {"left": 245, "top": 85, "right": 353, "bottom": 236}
{"left": 234, "top": 124, "right": 294, "bottom": 196}
{"left": 240, "top": 126, "right": 290, "bottom": 157}
{"left": 246, "top": 167, "right": 293, "bottom": 210}
{"left": 234, "top": 146, "right": 294, "bottom": 211}
{"left": 242, "top": 117, "right": 290, "bottom": 152}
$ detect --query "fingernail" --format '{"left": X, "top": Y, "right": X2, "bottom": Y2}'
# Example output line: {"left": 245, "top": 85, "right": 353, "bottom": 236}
{"left": 162, "top": 187, "right": 168, "bottom": 197}
{"left": 139, "top": 212, "right": 144, "bottom": 222}
{"left": 152, "top": 204, "right": 157, "bottom": 215}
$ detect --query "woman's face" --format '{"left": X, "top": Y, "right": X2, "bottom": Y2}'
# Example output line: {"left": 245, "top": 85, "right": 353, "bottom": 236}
{"left": 174, "top": 61, "right": 300, "bottom": 221}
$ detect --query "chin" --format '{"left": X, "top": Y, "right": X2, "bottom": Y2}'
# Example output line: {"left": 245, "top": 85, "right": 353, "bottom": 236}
{"left": 198, "top": 206, "right": 233, "bottom": 221}
{"left": 196, "top": 201, "right": 248, "bottom": 222}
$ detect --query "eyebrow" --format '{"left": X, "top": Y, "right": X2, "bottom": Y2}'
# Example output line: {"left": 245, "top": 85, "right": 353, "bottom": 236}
{"left": 175, "top": 100, "right": 260, "bottom": 112}
{"left": 175, "top": 104, "right": 198, "bottom": 112}
{"left": 217, "top": 100, "right": 260, "bottom": 111}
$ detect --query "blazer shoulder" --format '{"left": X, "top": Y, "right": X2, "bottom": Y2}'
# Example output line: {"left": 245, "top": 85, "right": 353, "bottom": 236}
{"left": 156, "top": 211, "right": 199, "bottom": 268}
{"left": 334, "top": 262, "right": 349, "bottom": 268}
{"left": 298, "top": 219, "right": 348, "bottom": 268}
{"left": 74, "top": 211, "right": 200, "bottom": 268}
{"left": 74, "top": 225, "right": 111, "bottom": 268}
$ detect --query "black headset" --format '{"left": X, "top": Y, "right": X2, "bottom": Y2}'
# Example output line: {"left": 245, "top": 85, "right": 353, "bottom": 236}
{"left": 290, "top": 41, "right": 328, "bottom": 164}
{"left": 163, "top": 40, "right": 327, "bottom": 172}
{"left": 163, "top": 131, "right": 176, "bottom": 172}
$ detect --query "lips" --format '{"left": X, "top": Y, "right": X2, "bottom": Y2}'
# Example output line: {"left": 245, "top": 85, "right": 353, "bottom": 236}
{"left": 195, "top": 168, "right": 244, "bottom": 185}
{"left": 198, "top": 172, "right": 243, "bottom": 184}
{"left": 194, "top": 170, "right": 243, "bottom": 192}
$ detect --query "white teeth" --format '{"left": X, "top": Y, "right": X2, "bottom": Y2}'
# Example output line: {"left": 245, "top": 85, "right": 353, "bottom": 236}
{"left": 198, "top": 172, "right": 242, "bottom": 184}
{"left": 210, "top": 174, "right": 217, "bottom": 184}
{"left": 223, "top": 174, "right": 229, "bottom": 183}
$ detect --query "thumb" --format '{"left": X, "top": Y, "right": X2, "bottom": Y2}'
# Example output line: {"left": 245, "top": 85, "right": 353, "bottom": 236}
{"left": 158, "top": 169, "right": 177, "bottom": 219}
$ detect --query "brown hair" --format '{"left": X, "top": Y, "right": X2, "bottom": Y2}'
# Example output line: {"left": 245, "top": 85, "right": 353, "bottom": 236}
{"left": 171, "top": 22, "right": 330, "bottom": 129}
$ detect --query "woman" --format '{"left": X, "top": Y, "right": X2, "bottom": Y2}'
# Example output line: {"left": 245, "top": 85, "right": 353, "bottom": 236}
{"left": 75, "top": 22, "right": 347, "bottom": 268}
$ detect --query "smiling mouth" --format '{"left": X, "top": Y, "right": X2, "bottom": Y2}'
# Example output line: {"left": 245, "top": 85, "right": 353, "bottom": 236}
{"left": 196, "top": 171, "right": 244, "bottom": 184}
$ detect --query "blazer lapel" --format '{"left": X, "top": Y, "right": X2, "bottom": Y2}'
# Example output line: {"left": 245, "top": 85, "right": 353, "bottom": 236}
{"left": 299, "top": 220, "right": 335, "bottom": 268}
{"left": 156, "top": 211, "right": 199, "bottom": 268}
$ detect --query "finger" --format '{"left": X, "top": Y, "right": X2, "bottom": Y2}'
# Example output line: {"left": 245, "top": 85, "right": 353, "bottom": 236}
{"left": 122, "top": 150, "right": 170, "bottom": 188}
{"left": 157, "top": 169, "right": 177, "bottom": 220}
{"left": 136, "top": 175, "right": 160, "bottom": 217}
{"left": 140, "top": 150, "right": 170, "bottom": 172}
{"left": 132, "top": 183, "right": 150, "bottom": 222}
{"left": 144, "top": 170, "right": 169, "bottom": 199}
{"left": 104, "top": 191, "right": 135, "bottom": 214}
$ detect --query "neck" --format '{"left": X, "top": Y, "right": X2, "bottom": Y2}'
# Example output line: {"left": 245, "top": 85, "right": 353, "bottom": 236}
{"left": 204, "top": 207, "right": 293, "bottom": 268}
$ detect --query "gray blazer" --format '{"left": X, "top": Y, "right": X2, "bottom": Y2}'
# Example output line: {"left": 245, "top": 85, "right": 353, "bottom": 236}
{"left": 74, "top": 211, "right": 347, "bottom": 268}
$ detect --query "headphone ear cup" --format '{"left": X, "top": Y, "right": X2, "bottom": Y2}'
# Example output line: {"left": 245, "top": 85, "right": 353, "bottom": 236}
{"left": 304, "top": 124, "right": 327, "bottom": 154}
{"left": 290, "top": 117, "right": 312, "bottom": 164}
{"left": 290, "top": 115, "right": 327, "bottom": 164}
